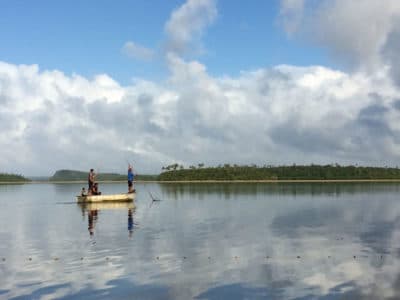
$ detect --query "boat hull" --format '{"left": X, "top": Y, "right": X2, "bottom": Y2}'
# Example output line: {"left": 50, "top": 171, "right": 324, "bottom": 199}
{"left": 76, "top": 193, "right": 135, "bottom": 203}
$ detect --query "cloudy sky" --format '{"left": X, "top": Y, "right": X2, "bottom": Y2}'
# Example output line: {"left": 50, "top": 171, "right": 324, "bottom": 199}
{"left": 1, "top": 0, "right": 400, "bottom": 176}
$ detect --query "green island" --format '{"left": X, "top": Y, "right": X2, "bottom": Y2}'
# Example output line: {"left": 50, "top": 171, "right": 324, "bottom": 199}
{"left": 49, "top": 169, "right": 158, "bottom": 182}
{"left": 0, "top": 173, "right": 31, "bottom": 183}
{"left": 158, "top": 164, "right": 400, "bottom": 181}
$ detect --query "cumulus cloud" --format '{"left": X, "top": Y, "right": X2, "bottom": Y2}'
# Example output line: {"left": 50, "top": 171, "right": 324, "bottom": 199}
{"left": 122, "top": 41, "right": 155, "bottom": 61}
{"left": 382, "top": 19, "right": 400, "bottom": 87}
{"left": 1, "top": 58, "right": 400, "bottom": 175}
{"left": 2, "top": 0, "right": 400, "bottom": 175}
{"left": 164, "top": 0, "right": 217, "bottom": 56}
{"left": 279, "top": 0, "right": 400, "bottom": 73}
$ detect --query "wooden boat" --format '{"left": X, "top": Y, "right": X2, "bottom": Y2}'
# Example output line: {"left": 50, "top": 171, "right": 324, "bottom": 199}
{"left": 76, "top": 192, "right": 135, "bottom": 203}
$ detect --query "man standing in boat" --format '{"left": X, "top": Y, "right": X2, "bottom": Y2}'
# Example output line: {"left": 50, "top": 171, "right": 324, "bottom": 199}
{"left": 128, "top": 164, "right": 135, "bottom": 193}
{"left": 88, "top": 169, "right": 95, "bottom": 195}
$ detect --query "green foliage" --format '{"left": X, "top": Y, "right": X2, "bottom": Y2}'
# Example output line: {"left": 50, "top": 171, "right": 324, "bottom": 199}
{"left": 50, "top": 170, "right": 86, "bottom": 181}
{"left": 0, "top": 173, "right": 30, "bottom": 182}
{"left": 158, "top": 164, "right": 400, "bottom": 181}
{"left": 135, "top": 174, "right": 159, "bottom": 181}
{"left": 50, "top": 169, "right": 157, "bottom": 181}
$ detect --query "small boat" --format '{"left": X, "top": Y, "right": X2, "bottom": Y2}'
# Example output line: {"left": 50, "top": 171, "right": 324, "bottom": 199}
{"left": 76, "top": 192, "right": 135, "bottom": 203}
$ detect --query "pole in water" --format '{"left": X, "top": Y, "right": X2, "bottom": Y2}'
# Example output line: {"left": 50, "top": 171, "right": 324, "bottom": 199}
{"left": 148, "top": 191, "right": 161, "bottom": 201}
{"left": 148, "top": 190, "right": 162, "bottom": 207}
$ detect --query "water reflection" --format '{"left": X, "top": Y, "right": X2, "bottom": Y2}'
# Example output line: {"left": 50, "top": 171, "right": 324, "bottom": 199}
{"left": 1, "top": 183, "right": 400, "bottom": 299}
{"left": 88, "top": 209, "right": 98, "bottom": 236}
{"left": 159, "top": 182, "right": 400, "bottom": 198}
{"left": 194, "top": 283, "right": 281, "bottom": 299}
{"left": 77, "top": 202, "right": 136, "bottom": 237}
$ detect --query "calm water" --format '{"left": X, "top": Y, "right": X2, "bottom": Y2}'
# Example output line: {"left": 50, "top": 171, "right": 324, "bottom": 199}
{"left": 1, "top": 182, "right": 400, "bottom": 299}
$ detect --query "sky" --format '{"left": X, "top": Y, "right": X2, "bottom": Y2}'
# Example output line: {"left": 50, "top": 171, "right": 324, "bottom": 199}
{"left": 1, "top": 0, "right": 400, "bottom": 176}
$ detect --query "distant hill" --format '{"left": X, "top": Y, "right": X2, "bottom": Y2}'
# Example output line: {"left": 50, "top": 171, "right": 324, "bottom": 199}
{"left": 0, "top": 173, "right": 30, "bottom": 182}
{"left": 50, "top": 170, "right": 125, "bottom": 181}
{"left": 50, "top": 169, "right": 158, "bottom": 181}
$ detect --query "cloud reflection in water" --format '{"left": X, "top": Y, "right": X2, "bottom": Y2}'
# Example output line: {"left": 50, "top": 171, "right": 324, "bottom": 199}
{"left": 1, "top": 183, "right": 400, "bottom": 299}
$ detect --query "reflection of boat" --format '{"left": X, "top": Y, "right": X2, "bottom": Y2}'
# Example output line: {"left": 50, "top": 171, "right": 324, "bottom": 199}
{"left": 76, "top": 192, "right": 135, "bottom": 203}
{"left": 78, "top": 201, "right": 135, "bottom": 211}
{"left": 77, "top": 201, "right": 137, "bottom": 237}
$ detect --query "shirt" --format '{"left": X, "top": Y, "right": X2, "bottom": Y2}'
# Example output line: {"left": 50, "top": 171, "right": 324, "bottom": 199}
{"left": 128, "top": 170, "right": 134, "bottom": 182}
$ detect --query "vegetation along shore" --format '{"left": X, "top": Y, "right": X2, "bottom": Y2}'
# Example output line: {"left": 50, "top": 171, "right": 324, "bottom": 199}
{"left": 158, "top": 164, "right": 400, "bottom": 181}
{"left": 4, "top": 164, "right": 400, "bottom": 183}
{"left": 0, "top": 173, "right": 30, "bottom": 183}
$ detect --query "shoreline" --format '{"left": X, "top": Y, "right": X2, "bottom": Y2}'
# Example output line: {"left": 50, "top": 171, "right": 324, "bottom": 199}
{"left": 4, "top": 179, "right": 400, "bottom": 184}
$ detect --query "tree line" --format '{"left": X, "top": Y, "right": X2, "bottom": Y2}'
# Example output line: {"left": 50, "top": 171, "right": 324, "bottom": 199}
{"left": 0, "top": 173, "right": 30, "bottom": 182}
{"left": 49, "top": 169, "right": 158, "bottom": 181}
{"left": 158, "top": 164, "right": 400, "bottom": 181}
{"left": 5, "top": 164, "right": 400, "bottom": 182}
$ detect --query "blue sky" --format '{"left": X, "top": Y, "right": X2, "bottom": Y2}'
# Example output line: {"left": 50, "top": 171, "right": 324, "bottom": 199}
{"left": 1, "top": 0, "right": 400, "bottom": 175}
{"left": 0, "top": 0, "right": 330, "bottom": 84}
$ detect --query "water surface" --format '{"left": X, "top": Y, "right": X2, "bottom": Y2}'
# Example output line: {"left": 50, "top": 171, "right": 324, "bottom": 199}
{"left": 1, "top": 182, "right": 400, "bottom": 299}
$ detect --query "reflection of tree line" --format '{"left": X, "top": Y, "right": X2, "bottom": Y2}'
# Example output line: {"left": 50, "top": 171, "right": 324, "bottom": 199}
{"left": 159, "top": 164, "right": 400, "bottom": 181}
{"left": 159, "top": 182, "right": 400, "bottom": 198}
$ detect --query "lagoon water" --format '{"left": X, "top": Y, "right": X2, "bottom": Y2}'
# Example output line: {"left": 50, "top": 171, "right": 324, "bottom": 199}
{"left": 1, "top": 182, "right": 400, "bottom": 299}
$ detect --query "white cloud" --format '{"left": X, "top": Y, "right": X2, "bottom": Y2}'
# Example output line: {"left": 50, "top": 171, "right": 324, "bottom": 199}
{"left": 1, "top": 58, "right": 400, "bottom": 176}
{"left": 279, "top": 0, "right": 400, "bottom": 72}
{"left": 383, "top": 19, "right": 400, "bottom": 87}
{"left": 164, "top": 0, "right": 217, "bottom": 56}
{"left": 3, "top": 0, "right": 400, "bottom": 176}
{"left": 122, "top": 41, "right": 155, "bottom": 61}
{"left": 279, "top": 0, "right": 305, "bottom": 35}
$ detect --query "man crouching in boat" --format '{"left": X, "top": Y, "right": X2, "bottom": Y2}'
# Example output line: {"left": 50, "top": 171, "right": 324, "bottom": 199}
{"left": 128, "top": 165, "right": 135, "bottom": 193}
{"left": 91, "top": 182, "right": 101, "bottom": 195}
